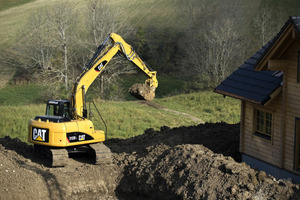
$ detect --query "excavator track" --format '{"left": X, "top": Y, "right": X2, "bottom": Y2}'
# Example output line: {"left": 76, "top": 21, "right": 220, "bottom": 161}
{"left": 34, "top": 145, "right": 69, "bottom": 167}
{"left": 34, "top": 143, "right": 111, "bottom": 166}
{"left": 50, "top": 148, "right": 69, "bottom": 167}
{"left": 89, "top": 143, "right": 112, "bottom": 165}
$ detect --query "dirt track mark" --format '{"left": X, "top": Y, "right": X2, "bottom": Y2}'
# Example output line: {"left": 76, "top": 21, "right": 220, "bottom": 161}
{"left": 137, "top": 101, "right": 204, "bottom": 124}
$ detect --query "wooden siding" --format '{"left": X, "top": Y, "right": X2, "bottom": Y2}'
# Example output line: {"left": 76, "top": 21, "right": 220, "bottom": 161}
{"left": 242, "top": 95, "right": 282, "bottom": 167}
{"left": 282, "top": 41, "right": 300, "bottom": 172}
{"left": 241, "top": 39, "right": 300, "bottom": 174}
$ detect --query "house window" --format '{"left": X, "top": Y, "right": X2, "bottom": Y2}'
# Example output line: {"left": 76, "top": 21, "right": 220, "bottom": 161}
{"left": 254, "top": 108, "right": 273, "bottom": 141}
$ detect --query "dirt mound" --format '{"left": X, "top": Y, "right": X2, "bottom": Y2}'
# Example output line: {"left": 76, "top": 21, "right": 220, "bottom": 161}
{"left": 0, "top": 123, "right": 299, "bottom": 199}
{"left": 107, "top": 123, "right": 241, "bottom": 161}
{"left": 116, "top": 144, "right": 299, "bottom": 199}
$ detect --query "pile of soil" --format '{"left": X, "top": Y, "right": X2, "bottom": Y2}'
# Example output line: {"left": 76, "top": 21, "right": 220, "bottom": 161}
{"left": 0, "top": 123, "right": 299, "bottom": 199}
{"left": 128, "top": 83, "right": 155, "bottom": 101}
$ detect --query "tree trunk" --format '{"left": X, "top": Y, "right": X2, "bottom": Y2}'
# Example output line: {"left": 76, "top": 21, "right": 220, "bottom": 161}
{"left": 62, "top": 29, "right": 68, "bottom": 94}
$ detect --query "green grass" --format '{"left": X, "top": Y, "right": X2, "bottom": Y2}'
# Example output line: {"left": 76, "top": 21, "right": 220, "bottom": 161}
{"left": 0, "top": 0, "right": 182, "bottom": 49}
{"left": 0, "top": 100, "right": 196, "bottom": 142}
{"left": 0, "top": 0, "right": 184, "bottom": 88}
{"left": 89, "top": 101, "right": 196, "bottom": 139}
{"left": 0, "top": 104, "right": 44, "bottom": 141}
{"left": 0, "top": 90, "right": 240, "bottom": 142}
{"left": 0, "top": 0, "right": 34, "bottom": 11}
{"left": 154, "top": 91, "right": 241, "bottom": 124}
{"left": 0, "top": 84, "right": 44, "bottom": 105}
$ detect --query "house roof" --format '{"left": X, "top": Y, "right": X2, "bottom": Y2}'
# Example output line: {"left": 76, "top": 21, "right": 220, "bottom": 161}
{"left": 214, "top": 48, "right": 283, "bottom": 104}
{"left": 214, "top": 16, "right": 300, "bottom": 105}
{"left": 256, "top": 16, "right": 300, "bottom": 70}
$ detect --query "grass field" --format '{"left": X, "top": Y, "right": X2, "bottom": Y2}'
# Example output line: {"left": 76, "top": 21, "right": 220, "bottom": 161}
{"left": 154, "top": 91, "right": 240, "bottom": 123}
{"left": 0, "top": 89, "right": 240, "bottom": 142}
{"left": 0, "top": 84, "right": 44, "bottom": 105}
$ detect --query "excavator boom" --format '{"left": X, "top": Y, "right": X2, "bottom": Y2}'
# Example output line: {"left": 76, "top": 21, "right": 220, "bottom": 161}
{"left": 71, "top": 33, "right": 158, "bottom": 120}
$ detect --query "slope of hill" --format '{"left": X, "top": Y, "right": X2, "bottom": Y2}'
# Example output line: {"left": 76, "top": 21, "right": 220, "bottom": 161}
{"left": 0, "top": 0, "right": 180, "bottom": 49}
{"left": 0, "top": 0, "right": 34, "bottom": 11}
{"left": 0, "top": 0, "right": 63, "bottom": 86}
{"left": 0, "top": 0, "right": 182, "bottom": 88}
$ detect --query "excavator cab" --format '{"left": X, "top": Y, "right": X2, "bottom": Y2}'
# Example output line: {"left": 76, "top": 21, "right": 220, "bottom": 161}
{"left": 34, "top": 100, "right": 71, "bottom": 123}
{"left": 46, "top": 100, "right": 71, "bottom": 119}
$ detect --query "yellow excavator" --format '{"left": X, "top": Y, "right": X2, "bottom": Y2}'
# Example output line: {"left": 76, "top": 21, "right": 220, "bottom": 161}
{"left": 28, "top": 33, "right": 158, "bottom": 166}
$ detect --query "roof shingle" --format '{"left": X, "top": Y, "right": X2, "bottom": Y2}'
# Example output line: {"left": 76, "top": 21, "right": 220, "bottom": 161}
{"left": 213, "top": 16, "right": 300, "bottom": 104}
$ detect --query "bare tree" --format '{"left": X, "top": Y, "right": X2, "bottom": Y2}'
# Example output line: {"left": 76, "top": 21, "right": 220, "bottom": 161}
{"left": 48, "top": 1, "right": 77, "bottom": 94}
{"left": 84, "top": 0, "right": 135, "bottom": 100}
{"left": 12, "top": 1, "right": 78, "bottom": 99}
{"left": 16, "top": 8, "right": 55, "bottom": 71}
{"left": 201, "top": 18, "right": 241, "bottom": 85}
{"left": 86, "top": 0, "right": 117, "bottom": 48}
{"left": 182, "top": 0, "right": 246, "bottom": 86}
{"left": 252, "top": 6, "right": 275, "bottom": 47}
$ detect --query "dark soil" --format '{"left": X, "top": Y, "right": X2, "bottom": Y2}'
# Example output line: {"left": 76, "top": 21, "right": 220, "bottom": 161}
{"left": 0, "top": 123, "right": 299, "bottom": 200}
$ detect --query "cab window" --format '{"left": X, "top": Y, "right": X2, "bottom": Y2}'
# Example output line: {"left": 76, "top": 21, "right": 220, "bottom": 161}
{"left": 46, "top": 104, "right": 60, "bottom": 116}
{"left": 62, "top": 102, "right": 70, "bottom": 119}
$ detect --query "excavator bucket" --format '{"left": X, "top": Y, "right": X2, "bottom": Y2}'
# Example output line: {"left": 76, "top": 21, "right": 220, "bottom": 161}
{"left": 129, "top": 83, "right": 155, "bottom": 101}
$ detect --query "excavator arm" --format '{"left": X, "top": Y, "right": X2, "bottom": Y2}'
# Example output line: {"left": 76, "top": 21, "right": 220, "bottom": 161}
{"left": 71, "top": 33, "right": 158, "bottom": 120}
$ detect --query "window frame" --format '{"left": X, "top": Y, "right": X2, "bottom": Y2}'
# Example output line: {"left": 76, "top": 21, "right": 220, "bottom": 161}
{"left": 253, "top": 108, "right": 273, "bottom": 142}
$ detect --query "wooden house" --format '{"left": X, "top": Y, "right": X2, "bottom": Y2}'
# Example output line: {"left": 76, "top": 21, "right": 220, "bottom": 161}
{"left": 214, "top": 16, "right": 300, "bottom": 182}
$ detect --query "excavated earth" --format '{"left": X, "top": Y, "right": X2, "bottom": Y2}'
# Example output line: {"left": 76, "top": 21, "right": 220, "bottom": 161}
{"left": 0, "top": 122, "right": 300, "bottom": 200}
{"left": 128, "top": 84, "right": 155, "bottom": 101}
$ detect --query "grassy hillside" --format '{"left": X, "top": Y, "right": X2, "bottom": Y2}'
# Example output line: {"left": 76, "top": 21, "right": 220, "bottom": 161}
{"left": 114, "top": 0, "right": 182, "bottom": 27}
{"left": 0, "top": 0, "right": 183, "bottom": 88}
{"left": 0, "top": 0, "right": 62, "bottom": 49}
{"left": 0, "top": 0, "right": 180, "bottom": 49}
{"left": 0, "top": 0, "right": 34, "bottom": 11}
{"left": 154, "top": 92, "right": 240, "bottom": 123}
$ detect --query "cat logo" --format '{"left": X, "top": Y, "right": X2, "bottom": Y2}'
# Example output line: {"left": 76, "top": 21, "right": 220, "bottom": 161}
{"left": 94, "top": 60, "right": 107, "bottom": 72}
{"left": 79, "top": 134, "right": 85, "bottom": 141}
{"left": 32, "top": 127, "right": 49, "bottom": 142}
